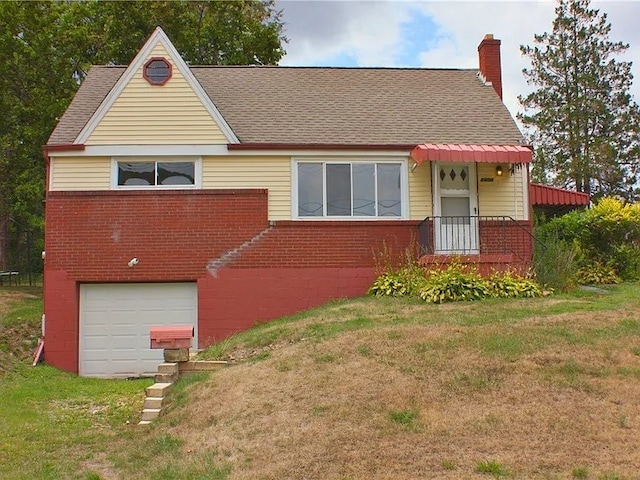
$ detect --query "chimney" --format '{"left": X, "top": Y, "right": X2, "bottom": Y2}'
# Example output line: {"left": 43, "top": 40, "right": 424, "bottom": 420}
{"left": 478, "top": 34, "right": 502, "bottom": 99}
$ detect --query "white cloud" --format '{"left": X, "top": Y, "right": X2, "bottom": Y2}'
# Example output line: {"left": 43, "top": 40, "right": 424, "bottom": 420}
{"left": 278, "top": 0, "right": 640, "bottom": 122}
{"left": 280, "top": 1, "right": 414, "bottom": 66}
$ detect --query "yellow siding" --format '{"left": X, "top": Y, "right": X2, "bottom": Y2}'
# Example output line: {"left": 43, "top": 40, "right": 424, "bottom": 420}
{"left": 87, "top": 44, "right": 227, "bottom": 145}
{"left": 50, "top": 157, "right": 111, "bottom": 191}
{"left": 477, "top": 163, "right": 527, "bottom": 220}
{"left": 409, "top": 162, "right": 432, "bottom": 219}
{"left": 203, "top": 156, "right": 291, "bottom": 220}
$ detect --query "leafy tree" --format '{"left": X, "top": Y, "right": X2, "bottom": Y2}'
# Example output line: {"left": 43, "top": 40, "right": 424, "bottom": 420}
{"left": 519, "top": 0, "right": 640, "bottom": 200}
{"left": 0, "top": 0, "right": 286, "bottom": 272}
{"left": 0, "top": 2, "right": 78, "bottom": 271}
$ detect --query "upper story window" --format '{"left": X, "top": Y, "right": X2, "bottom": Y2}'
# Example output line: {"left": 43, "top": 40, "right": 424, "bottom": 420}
{"left": 113, "top": 158, "right": 200, "bottom": 189}
{"left": 295, "top": 160, "right": 405, "bottom": 218}
{"left": 143, "top": 57, "right": 172, "bottom": 85}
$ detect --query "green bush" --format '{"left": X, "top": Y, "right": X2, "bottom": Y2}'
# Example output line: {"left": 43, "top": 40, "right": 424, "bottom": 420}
{"left": 575, "top": 262, "right": 621, "bottom": 285}
{"left": 532, "top": 228, "right": 580, "bottom": 292}
{"left": 487, "top": 271, "right": 543, "bottom": 298}
{"left": 418, "top": 264, "right": 490, "bottom": 303}
{"left": 534, "top": 197, "right": 640, "bottom": 285}
{"left": 371, "top": 262, "right": 544, "bottom": 304}
{"left": 368, "top": 266, "right": 426, "bottom": 298}
{"left": 579, "top": 198, "right": 640, "bottom": 280}
{"left": 611, "top": 244, "right": 640, "bottom": 281}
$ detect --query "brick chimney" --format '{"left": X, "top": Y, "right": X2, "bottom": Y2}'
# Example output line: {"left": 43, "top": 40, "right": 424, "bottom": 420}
{"left": 478, "top": 34, "right": 502, "bottom": 99}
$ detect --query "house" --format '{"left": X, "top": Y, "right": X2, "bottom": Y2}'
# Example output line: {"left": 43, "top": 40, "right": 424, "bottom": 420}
{"left": 43, "top": 28, "right": 534, "bottom": 377}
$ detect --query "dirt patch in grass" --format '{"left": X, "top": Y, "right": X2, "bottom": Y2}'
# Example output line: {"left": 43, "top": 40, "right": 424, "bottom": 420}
{"left": 158, "top": 297, "right": 640, "bottom": 479}
{"left": 0, "top": 288, "right": 42, "bottom": 375}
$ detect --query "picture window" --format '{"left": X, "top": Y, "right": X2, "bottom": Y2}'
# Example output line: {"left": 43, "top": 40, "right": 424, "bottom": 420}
{"left": 296, "top": 161, "right": 403, "bottom": 218}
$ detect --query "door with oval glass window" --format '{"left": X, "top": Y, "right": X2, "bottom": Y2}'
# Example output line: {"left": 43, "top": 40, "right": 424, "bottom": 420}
{"left": 432, "top": 162, "right": 479, "bottom": 254}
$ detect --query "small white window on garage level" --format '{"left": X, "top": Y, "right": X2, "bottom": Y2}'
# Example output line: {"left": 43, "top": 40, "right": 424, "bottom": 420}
{"left": 112, "top": 157, "right": 202, "bottom": 189}
{"left": 294, "top": 160, "right": 407, "bottom": 219}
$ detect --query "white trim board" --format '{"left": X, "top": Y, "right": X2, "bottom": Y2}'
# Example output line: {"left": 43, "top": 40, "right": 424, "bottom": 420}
{"left": 47, "top": 145, "right": 412, "bottom": 158}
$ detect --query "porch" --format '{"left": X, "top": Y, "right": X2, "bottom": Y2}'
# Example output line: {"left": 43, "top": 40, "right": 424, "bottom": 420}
{"left": 417, "top": 216, "right": 534, "bottom": 275}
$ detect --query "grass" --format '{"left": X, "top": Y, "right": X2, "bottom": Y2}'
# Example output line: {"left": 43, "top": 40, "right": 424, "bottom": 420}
{"left": 2, "top": 283, "right": 640, "bottom": 478}
{"left": 476, "top": 459, "right": 510, "bottom": 477}
{"left": 0, "top": 364, "right": 152, "bottom": 479}
{"left": 2, "top": 293, "right": 42, "bottom": 327}
{"left": 389, "top": 408, "right": 420, "bottom": 427}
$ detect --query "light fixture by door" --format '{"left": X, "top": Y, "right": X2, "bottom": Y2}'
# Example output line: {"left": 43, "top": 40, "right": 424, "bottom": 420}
{"left": 495, "top": 165, "right": 503, "bottom": 177}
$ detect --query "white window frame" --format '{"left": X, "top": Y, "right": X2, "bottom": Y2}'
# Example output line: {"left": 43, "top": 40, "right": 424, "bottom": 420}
{"left": 111, "top": 156, "right": 202, "bottom": 190}
{"left": 292, "top": 158, "right": 409, "bottom": 220}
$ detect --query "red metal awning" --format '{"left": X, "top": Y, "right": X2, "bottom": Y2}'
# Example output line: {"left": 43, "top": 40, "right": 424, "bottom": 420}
{"left": 411, "top": 143, "right": 532, "bottom": 164}
{"left": 529, "top": 183, "right": 590, "bottom": 206}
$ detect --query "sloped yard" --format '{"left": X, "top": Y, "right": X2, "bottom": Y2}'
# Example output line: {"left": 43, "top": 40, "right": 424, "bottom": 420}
{"left": 1, "top": 284, "right": 640, "bottom": 479}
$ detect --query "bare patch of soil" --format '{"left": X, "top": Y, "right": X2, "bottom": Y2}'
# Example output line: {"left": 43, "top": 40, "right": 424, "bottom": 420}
{"left": 0, "top": 289, "right": 41, "bottom": 375}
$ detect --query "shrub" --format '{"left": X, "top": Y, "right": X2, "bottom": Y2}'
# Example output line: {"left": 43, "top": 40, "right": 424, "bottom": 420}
{"left": 611, "top": 244, "right": 640, "bottom": 281}
{"left": 579, "top": 198, "right": 640, "bottom": 280}
{"left": 575, "top": 262, "right": 621, "bottom": 285}
{"left": 418, "top": 263, "right": 491, "bottom": 303}
{"left": 368, "top": 266, "right": 426, "bottom": 298}
{"left": 532, "top": 229, "right": 579, "bottom": 292}
{"left": 371, "top": 261, "right": 544, "bottom": 303}
{"left": 535, "top": 198, "right": 640, "bottom": 283}
{"left": 487, "top": 271, "right": 543, "bottom": 298}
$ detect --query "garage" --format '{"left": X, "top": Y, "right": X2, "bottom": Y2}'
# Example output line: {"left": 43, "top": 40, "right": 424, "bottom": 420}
{"left": 79, "top": 283, "right": 198, "bottom": 377}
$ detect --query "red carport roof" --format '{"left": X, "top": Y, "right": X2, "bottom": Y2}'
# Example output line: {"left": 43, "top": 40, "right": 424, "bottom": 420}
{"left": 411, "top": 143, "right": 532, "bottom": 164}
{"left": 529, "top": 183, "right": 590, "bottom": 206}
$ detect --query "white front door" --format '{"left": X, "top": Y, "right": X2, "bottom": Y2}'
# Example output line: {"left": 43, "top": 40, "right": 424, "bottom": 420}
{"left": 433, "top": 162, "right": 479, "bottom": 254}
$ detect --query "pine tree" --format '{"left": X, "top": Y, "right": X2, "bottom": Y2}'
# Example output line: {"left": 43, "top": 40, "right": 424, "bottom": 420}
{"left": 519, "top": 0, "right": 640, "bottom": 200}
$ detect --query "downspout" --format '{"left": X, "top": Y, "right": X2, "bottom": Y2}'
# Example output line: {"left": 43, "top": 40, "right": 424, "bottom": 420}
{"left": 513, "top": 164, "right": 518, "bottom": 219}
{"left": 38, "top": 147, "right": 51, "bottom": 358}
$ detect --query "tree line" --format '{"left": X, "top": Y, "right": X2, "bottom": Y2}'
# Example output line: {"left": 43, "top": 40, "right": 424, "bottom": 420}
{"left": 1, "top": 0, "right": 639, "bottom": 276}
{"left": 519, "top": 0, "right": 640, "bottom": 201}
{"left": 0, "top": 0, "right": 286, "bottom": 272}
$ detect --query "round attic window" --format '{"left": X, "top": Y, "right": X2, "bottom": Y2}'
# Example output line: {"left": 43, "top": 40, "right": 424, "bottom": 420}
{"left": 143, "top": 57, "right": 172, "bottom": 85}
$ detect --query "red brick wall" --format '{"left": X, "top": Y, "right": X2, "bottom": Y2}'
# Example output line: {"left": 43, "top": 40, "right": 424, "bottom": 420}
{"left": 479, "top": 219, "right": 533, "bottom": 262}
{"left": 45, "top": 190, "right": 269, "bottom": 281}
{"left": 43, "top": 269, "right": 78, "bottom": 372}
{"left": 198, "top": 267, "right": 376, "bottom": 344}
{"left": 44, "top": 189, "right": 418, "bottom": 372}
{"left": 418, "top": 219, "right": 534, "bottom": 275}
{"left": 228, "top": 220, "right": 419, "bottom": 268}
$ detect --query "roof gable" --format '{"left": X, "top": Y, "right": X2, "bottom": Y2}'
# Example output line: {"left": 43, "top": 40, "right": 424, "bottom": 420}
{"left": 74, "top": 27, "right": 238, "bottom": 145}
{"left": 48, "top": 33, "right": 525, "bottom": 148}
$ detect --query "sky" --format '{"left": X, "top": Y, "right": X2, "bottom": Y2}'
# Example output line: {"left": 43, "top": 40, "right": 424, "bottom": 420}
{"left": 276, "top": 0, "right": 640, "bottom": 121}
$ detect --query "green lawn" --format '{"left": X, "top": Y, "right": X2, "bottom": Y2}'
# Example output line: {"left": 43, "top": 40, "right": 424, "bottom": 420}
{"left": 1, "top": 284, "right": 640, "bottom": 479}
{"left": 0, "top": 365, "right": 152, "bottom": 479}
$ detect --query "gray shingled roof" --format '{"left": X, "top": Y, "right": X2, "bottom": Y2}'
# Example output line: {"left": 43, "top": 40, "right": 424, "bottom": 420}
{"left": 48, "top": 66, "right": 125, "bottom": 145}
{"left": 47, "top": 65, "right": 525, "bottom": 146}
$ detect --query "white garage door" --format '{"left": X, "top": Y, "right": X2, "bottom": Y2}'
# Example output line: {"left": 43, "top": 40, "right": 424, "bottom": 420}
{"left": 80, "top": 283, "right": 197, "bottom": 378}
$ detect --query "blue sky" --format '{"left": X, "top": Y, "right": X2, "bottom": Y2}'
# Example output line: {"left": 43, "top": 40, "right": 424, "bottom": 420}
{"left": 277, "top": 1, "right": 640, "bottom": 120}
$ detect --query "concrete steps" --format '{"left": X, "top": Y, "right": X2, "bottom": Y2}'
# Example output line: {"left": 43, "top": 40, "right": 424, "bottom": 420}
{"left": 138, "top": 359, "right": 229, "bottom": 425}
{"left": 143, "top": 396, "right": 165, "bottom": 410}
{"left": 140, "top": 408, "right": 162, "bottom": 422}
{"left": 138, "top": 363, "right": 179, "bottom": 426}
